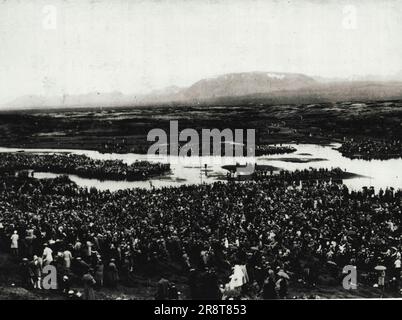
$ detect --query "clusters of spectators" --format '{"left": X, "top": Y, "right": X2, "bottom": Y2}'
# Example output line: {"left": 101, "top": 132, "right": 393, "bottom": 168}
{"left": 252, "top": 168, "right": 346, "bottom": 182}
{"left": 339, "top": 139, "right": 402, "bottom": 160}
{"left": 0, "top": 153, "right": 170, "bottom": 181}
{"left": 99, "top": 140, "right": 131, "bottom": 154}
{"left": 0, "top": 169, "right": 401, "bottom": 299}
{"left": 255, "top": 145, "right": 296, "bottom": 156}
{"left": 99, "top": 139, "right": 151, "bottom": 154}
{"left": 98, "top": 141, "right": 299, "bottom": 158}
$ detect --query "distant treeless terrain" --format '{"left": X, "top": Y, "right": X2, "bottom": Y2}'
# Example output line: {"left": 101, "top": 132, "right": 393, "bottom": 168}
{"left": 0, "top": 99, "right": 400, "bottom": 153}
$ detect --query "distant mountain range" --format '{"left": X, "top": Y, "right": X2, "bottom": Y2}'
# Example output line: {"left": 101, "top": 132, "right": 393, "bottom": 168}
{"left": 4, "top": 71, "right": 402, "bottom": 110}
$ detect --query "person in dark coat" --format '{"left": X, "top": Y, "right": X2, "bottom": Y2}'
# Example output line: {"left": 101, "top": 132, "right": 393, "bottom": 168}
{"left": 73, "top": 257, "right": 89, "bottom": 280}
{"left": 188, "top": 268, "right": 199, "bottom": 299}
{"left": 168, "top": 284, "right": 179, "bottom": 300}
{"left": 82, "top": 269, "right": 96, "bottom": 300}
{"left": 94, "top": 260, "right": 104, "bottom": 288}
{"left": 106, "top": 258, "right": 119, "bottom": 288}
{"left": 61, "top": 275, "right": 71, "bottom": 294}
{"left": 198, "top": 269, "right": 222, "bottom": 300}
{"left": 262, "top": 278, "right": 277, "bottom": 299}
{"left": 19, "top": 258, "right": 31, "bottom": 289}
{"left": 155, "top": 278, "right": 170, "bottom": 300}
{"left": 276, "top": 277, "right": 288, "bottom": 299}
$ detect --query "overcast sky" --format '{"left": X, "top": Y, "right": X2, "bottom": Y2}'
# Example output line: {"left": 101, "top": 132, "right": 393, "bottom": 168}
{"left": 1, "top": 0, "right": 402, "bottom": 105}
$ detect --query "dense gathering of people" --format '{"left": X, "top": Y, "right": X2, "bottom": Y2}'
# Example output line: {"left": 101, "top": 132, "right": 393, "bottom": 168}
{"left": 0, "top": 167, "right": 401, "bottom": 299}
{"left": 99, "top": 139, "right": 149, "bottom": 154}
{"left": 252, "top": 167, "right": 347, "bottom": 183}
{"left": 255, "top": 145, "right": 296, "bottom": 156}
{"left": 338, "top": 139, "right": 402, "bottom": 160}
{"left": 97, "top": 139, "right": 299, "bottom": 158}
{"left": 0, "top": 153, "right": 170, "bottom": 181}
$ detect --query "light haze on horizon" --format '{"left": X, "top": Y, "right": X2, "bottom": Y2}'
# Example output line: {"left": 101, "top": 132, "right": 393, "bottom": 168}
{"left": 1, "top": 0, "right": 402, "bottom": 107}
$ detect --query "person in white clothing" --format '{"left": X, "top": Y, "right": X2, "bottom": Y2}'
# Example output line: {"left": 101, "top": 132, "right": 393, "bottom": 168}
{"left": 394, "top": 258, "right": 401, "bottom": 278}
{"left": 10, "top": 231, "right": 19, "bottom": 257}
{"left": 42, "top": 244, "right": 53, "bottom": 266}
{"left": 63, "top": 249, "right": 73, "bottom": 269}
{"left": 228, "top": 265, "right": 248, "bottom": 290}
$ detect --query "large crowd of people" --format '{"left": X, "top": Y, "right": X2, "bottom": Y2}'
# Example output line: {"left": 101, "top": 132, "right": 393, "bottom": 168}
{"left": 338, "top": 139, "right": 402, "bottom": 160}
{"left": 255, "top": 145, "right": 296, "bottom": 156}
{"left": 252, "top": 167, "right": 347, "bottom": 183}
{"left": 97, "top": 140, "right": 299, "bottom": 157}
{"left": 0, "top": 167, "right": 401, "bottom": 299}
{"left": 0, "top": 153, "right": 170, "bottom": 181}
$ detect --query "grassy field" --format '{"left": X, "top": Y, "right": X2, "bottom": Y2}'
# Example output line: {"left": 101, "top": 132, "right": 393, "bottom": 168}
{"left": 0, "top": 100, "right": 401, "bottom": 153}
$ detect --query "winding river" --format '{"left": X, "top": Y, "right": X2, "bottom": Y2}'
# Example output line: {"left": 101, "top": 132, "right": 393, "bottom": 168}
{"left": 0, "top": 143, "right": 401, "bottom": 192}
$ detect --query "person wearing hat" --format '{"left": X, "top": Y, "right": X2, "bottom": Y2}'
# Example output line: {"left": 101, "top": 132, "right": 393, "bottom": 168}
{"left": 94, "top": 259, "right": 104, "bottom": 288}
{"left": 82, "top": 268, "right": 96, "bottom": 300}
{"left": 24, "top": 229, "right": 36, "bottom": 258}
{"left": 19, "top": 258, "right": 31, "bottom": 288}
{"left": 378, "top": 269, "right": 386, "bottom": 289}
{"left": 83, "top": 241, "right": 93, "bottom": 263}
{"left": 276, "top": 271, "right": 289, "bottom": 299}
{"left": 30, "top": 255, "right": 42, "bottom": 290}
{"left": 63, "top": 247, "right": 73, "bottom": 270}
{"left": 106, "top": 258, "right": 119, "bottom": 288}
{"left": 10, "top": 230, "right": 19, "bottom": 257}
{"left": 61, "top": 274, "right": 71, "bottom": 294}
{"left": 42, "top": 243, "right": 53, "bottom": 266}
{"left": 73, "top": 257, "right": 89, "bottom": 279}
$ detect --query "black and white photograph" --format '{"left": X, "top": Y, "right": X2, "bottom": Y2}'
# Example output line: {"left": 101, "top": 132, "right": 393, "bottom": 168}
{"left": 0, "top": 0, "right": 402, "bottom": 306}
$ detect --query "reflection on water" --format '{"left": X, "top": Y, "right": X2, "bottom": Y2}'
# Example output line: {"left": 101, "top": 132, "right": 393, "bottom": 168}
{"left": 261, "top": 144, "right": 401, "bottom": 191}
{"left": 1, "top": 143, "right": 401, "bottom": 192}
{"left": 32, "top": 172, "right": 185, "bottom": 191}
